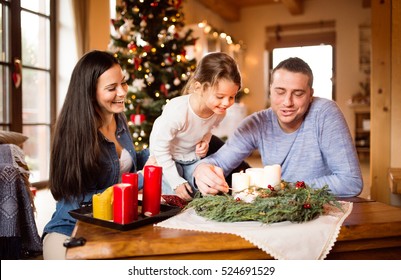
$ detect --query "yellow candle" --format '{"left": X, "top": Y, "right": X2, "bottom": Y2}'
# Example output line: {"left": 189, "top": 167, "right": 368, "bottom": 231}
{"left": 92, "top": 186, "right": 113, "bottom": 220}
{"left": 231, "top": 171, "right": 250, "bottom": 194}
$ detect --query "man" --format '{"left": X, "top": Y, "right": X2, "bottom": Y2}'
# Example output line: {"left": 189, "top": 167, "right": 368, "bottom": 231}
{"left": 193, "top": 57, "right": 363, "bottom": 197}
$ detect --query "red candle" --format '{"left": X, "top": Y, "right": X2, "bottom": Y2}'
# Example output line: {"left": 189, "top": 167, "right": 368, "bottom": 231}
{"left": 142, "top": 165, "right": 162, "bottom": 217}
{"left": 122, "top": 172, "right": 139, "bottom": 220}
{"left": 113, "top": 183, "right": 135, "bottom": 224}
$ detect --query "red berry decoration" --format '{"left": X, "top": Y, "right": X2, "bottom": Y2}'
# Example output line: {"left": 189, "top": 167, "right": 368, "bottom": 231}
{"left": 161, "top": 195, "right": 188, "bottom": 209}
{"left": 296, "top": 181, "right": 306, "bottom": 189}
{"left": 303, "top": 203, "right": 311, "bottom": 209}
{"left": 236, "top": 197, "right": 241, "bottom": 202}
{"left": 268, "top": 185, "right": 275, "bottom": 191}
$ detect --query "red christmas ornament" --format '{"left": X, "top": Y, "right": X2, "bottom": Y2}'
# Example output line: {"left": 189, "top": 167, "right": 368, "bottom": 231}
{"left": 295, "top": 181, "right": 306, "bottom": 189}
{"left": 175, "top": 0, "right": 183, "bottom": 9}
{"left": 12, "top": 59, "right": 22, "bottom": 89}
{"left": 134, "top": 57, "right": 142, "bottom": 70}
{"left": 130, "top": 114, "right": 146, "bottom": 125}
{"left": 30, "top": 187, "right": 37, "bottom": 197}
{"left": 143, "top": 45, "right": 152, "bottom": 53}
{"left": 235, "top": 197, "right": 241, "bottom": 202}
{"left": 160, "top": 83, "right": 168, "bottom": 96}
{"left": 165, "top": 56, "right": 173, "bottom": 65}
{"left": 303, "top": 203, "right": 311, "bottom": 209}
{"left": 12, "top": 72, "right": 21, "bottom": 88}
{"left": 267, "top": 185, "right": 275, "bottom": 191}
{"left": 128, "top": 42, "right": 137, "bottom": 52}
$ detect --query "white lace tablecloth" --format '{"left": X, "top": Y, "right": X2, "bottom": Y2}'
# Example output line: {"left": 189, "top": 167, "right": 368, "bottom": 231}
{"left": 155, "top": 201, "right": 353, "bottom": 260}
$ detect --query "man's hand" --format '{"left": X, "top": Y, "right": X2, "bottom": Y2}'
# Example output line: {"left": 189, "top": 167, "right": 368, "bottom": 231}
{"left": 193, "top": 163, "right": 228, "bottom": 195}
{"left": 195, "top": 141, "right": 209, "bottom": 158}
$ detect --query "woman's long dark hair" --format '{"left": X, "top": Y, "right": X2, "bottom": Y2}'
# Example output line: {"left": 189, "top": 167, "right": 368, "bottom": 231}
{"left": 50, "top": 50, "right": 119, "bottom": 201}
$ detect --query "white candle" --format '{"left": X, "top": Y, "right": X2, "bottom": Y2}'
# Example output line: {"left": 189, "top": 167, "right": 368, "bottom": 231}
{"left": 263, "top": 164, "right": 282, "bottom": 190}
{"left": 245, "top": 168, "right": 265, "bottom": 188}
{"left": 231, "top": 172, "right": 250, "bottom": 193}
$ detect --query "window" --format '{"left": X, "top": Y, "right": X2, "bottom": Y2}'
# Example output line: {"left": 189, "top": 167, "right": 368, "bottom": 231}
{"left": 265, "top": 20, "right": 336, "bottom": 101}
{"left": 0, "top": 0, "right": 56, "bottom": 182}
{"left": 272, "top": 45, "right": 333, "bottom": 100}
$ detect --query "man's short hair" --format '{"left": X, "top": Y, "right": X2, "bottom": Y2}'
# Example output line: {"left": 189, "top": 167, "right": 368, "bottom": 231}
{"left": 271, "top": 57, "right": 314, "bottom": 87}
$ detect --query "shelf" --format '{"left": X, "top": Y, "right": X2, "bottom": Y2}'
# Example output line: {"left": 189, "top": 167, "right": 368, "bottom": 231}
{"left": 356, "top": 128, "right": 370, "bottom": 134}
{"left": 348, "top": 103, "right": 370, "bottom": 111}
{"left": 352, "top": 105, "right": 370, "bottom": 159}
{"left": 356, "top": 147, "right": 370, "bottom": 153}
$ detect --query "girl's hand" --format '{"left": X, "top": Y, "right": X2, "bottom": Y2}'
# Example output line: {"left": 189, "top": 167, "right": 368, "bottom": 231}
{"left": 195, "top": 141, "right": 209, "bottom": 158}
{"left": 145, "top": 155, "right": 158, "bottom": 166}
{"left": 175, "top": 182, "right": 193, "bottom": 201}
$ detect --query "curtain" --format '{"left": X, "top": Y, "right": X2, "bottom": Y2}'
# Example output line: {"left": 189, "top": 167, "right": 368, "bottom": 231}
{"left": 72, "top": 0, "right": 89, "bottom": 57}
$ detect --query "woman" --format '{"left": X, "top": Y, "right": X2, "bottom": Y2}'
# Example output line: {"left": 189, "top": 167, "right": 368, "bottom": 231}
{"left": 42, "top": 50, "right": 150, "bottom": 259}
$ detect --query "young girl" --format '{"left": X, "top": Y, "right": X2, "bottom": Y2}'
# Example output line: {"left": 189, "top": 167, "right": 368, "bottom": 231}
{"left": 149, "top": 52, "right": 242, "bottom": 201}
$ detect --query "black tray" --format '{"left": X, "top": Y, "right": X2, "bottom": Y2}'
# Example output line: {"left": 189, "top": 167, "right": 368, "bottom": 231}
{"left": 69, "top": 201, "right": 181, "bottom": 231}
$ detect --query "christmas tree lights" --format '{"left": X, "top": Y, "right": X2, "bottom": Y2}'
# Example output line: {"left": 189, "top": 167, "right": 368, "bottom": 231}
{"left": 109, "top": 0, "right": 197, "bottom": 150}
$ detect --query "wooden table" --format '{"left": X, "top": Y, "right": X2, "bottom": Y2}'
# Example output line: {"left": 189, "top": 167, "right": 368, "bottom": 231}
{"left": 66, "top": 198, "right": 401, "bottom": 260}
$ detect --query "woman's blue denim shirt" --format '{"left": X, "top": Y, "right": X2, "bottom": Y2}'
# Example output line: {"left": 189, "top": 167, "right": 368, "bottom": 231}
{"left": 43, "top": 113, "right": 149, "bottom": 237}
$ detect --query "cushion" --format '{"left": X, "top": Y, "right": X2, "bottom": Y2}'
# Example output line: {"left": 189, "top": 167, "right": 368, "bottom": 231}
{"left": 0, "top": 131, "right": 28, "bottom": 145}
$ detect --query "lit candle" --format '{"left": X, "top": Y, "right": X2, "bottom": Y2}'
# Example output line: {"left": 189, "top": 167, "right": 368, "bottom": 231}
{"left": 92, "top": 186, "right": 113, "bottom": 220}
{"left": 231, "top": 171, "right": 250, "bottom": 194}
{"left": 263, "top": 164, "right": 282, "bottom": 190}
{"left": 245, "top": 168, "right": 265, "bottom": 188}
{"left": 142, "top": 165, "right": 162, "bottom": 217}
{"left": 122, "top": 172, "right": 139, "bottom": 220}
{"left": 113, "top": 183, "right": 135, "bottom": 224}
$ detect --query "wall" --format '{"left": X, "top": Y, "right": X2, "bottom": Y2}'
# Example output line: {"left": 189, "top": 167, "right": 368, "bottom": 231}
{"left": 183, "top": 0, "right": 227, "bottom": 29}
{"left": 225, "top": 0, "right": 370, "bottom": 134}
{"left": 88, "top": 0, "right": 110, "bottom": 51}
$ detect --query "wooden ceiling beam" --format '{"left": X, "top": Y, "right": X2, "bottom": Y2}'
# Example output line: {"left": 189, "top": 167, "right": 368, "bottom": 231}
{"left": 281, "top": 0, "right": 304, "bottom": 15}
{"left": 195, "top": 0, "right": 304, "bottom": 21}
{"left": 196, "top": 0, "right": 240, "bottom": 22}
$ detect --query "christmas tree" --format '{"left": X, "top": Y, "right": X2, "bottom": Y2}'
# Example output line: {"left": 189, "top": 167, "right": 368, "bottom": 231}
{"left": 109, "top": 0, "right": 197, "bottom": 151}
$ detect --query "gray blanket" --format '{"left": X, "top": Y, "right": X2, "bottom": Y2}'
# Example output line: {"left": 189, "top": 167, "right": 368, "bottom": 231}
{"left": 0, "top": 144, "right": 42, "bottom": 259}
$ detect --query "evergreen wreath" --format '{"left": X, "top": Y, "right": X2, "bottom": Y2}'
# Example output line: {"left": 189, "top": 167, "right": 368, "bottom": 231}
{"left": 186, "top": 181, "right": 343, "bottom": 224}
